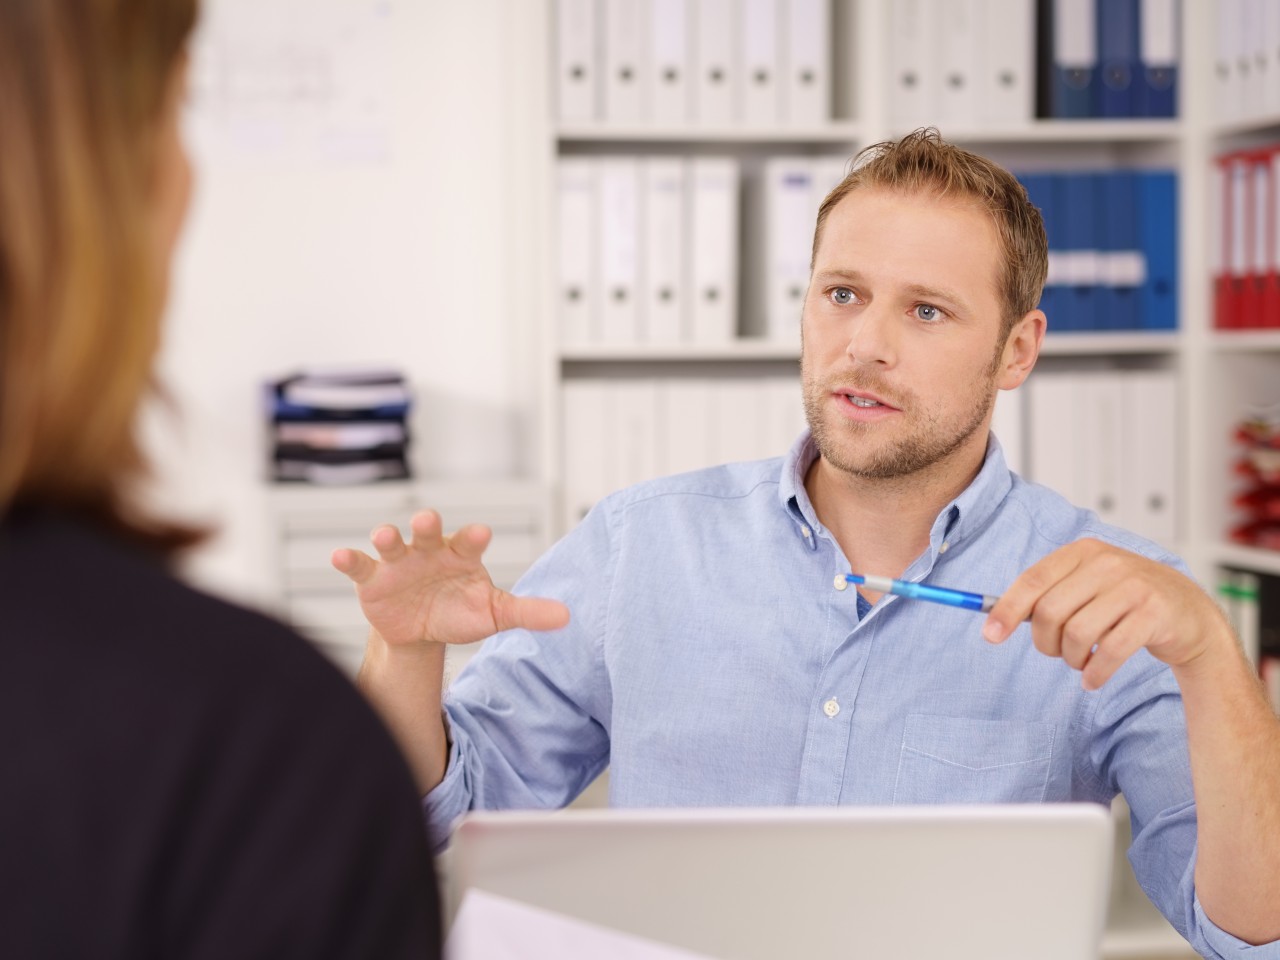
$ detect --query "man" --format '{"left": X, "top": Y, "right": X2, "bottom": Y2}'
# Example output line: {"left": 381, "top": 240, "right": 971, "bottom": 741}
{"left": 335, "top": 130, "right": 1280, "bottom": 955}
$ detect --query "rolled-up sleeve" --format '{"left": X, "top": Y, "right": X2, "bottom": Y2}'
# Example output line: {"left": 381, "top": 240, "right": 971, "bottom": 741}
{"left": 1088, "top": 643, "right": 1280, "bottom": 958}
{"left": 422, "top": 722, "right": 471, "bottom": 851}
{"left": 419, "top": 500, "right": 619, "bottom": 850}
{"left": 1193, "top": 897, "right": 1280, "bottom": 958}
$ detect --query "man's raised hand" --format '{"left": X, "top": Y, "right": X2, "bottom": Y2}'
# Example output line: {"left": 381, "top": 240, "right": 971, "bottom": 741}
{"left": 331, "top": 509, "right": 570, "bottom": 648}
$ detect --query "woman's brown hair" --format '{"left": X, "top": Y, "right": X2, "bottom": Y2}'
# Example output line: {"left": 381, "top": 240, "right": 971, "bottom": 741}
{"left": 0, "top": 0, "right": 202, "bottom": 552}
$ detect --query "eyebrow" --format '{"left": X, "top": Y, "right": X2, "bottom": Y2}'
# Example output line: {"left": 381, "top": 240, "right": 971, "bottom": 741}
{"left": 813, "top": 269, "right": 975, "bottom": 317}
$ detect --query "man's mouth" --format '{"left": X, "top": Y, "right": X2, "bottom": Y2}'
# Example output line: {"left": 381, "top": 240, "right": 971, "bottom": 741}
{"left": 837, "top": 389, "right": 897, "bottom": 411}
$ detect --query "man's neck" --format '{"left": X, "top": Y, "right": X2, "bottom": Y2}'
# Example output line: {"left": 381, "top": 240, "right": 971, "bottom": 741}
{"left": 803, "top": 441, "right": 988, "bottom": 583}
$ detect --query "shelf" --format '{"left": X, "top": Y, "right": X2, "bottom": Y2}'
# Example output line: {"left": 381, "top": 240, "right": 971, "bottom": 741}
{"left": 561, "top": 341, "right": 799, "bottom": 362}
{"left": 1040, "top": 332, "right": 1181, "bottom": 356}
{"left": 266, "top": 481, "right": 418, "bottom": 513}
{"left": 906, "top": 120, "right": 1183, "bottom": 144}
{"left": 557, "top": 119, "right": 1184, "bottom": 147}
{"left": 557, "top": 122, "right": 862, "bottom": 145}
{"left": 940, "top": 120, "right": 1183, "bottom": 144}
{"left": 1209, "top": 329, "right": 1280, "bottom": 352}
{"left": 1212, "top": 543, "right": 1280, "bottom": 577}
{"left": 559, "top": 332, "right": 1178, "bottom": 364}
{"left": 1213, "top": 111, "right": 1280, "bottom": 139}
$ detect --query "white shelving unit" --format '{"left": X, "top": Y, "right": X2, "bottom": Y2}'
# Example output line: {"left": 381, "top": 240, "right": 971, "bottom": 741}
{"left": 546, "top": 0, "right": 1192, "bottom": 541}
{"left": 543, "top": 1, "right": 1280, "bottom": 583}
{"left": 1189, "top": 4, "right": 1280, "bottom": 606}
{"left": 1200, "top": 321, "right": 1280, "bottom": 579}
{"left": 1196, "top": 49, "right": 1280, "bottom": 596}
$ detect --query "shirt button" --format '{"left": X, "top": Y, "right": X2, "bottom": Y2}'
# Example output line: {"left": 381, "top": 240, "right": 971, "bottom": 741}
{"left": 833, "top": 575, "right": 848, "bottom": 591}
{"left": 823, "top": 698, "right": 840, "bottom": 718}
{"left": 939, "top": 541, "right": 950, "bottom": 554}
{"left": 801, "top": 525, "right": 812, "bottom": 539}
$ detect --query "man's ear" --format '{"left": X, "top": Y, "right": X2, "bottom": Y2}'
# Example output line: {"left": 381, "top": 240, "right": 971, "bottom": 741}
{"left": 996, "top": 310, "right": 1046, "bottom": 390}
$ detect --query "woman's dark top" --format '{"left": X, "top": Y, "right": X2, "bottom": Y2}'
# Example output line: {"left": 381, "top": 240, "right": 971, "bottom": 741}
{"left": 0, "top": 506, "right": 442, "bottom": 958}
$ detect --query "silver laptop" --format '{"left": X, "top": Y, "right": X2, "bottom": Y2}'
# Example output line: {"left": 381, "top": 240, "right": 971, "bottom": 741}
{"left": 450, "top": 804, "right": 1115, "bottom": 960}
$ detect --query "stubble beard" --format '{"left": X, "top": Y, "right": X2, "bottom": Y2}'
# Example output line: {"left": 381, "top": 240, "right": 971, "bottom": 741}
{"left": 801, "top": 366, "right": 998, "bottom": 482}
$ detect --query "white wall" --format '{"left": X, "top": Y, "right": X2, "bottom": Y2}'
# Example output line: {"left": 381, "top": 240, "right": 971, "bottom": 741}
{"left": 145, "top": 0, "right": 549, "bottom": 606}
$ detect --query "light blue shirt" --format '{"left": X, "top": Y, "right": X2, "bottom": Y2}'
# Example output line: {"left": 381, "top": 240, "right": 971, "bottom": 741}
{"left": 428, "top": 432, "right": 1279, "bottom": 958}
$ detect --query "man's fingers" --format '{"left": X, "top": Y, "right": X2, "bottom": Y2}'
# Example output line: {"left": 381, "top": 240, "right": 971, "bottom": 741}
{"left": 1055, "top": 587, "right": 1130, "bottom": 670}
{"left": 1027, "top": 576, "right": 1099, "bottom": 662}
{"left": 1080, "top": 620, "right": 1149, "bottom": 690}
{"left": 331, "top": 547, "right": 377, "bottom": 584}
{"left": 985, "top": 564, "right": 1068, "bottom": 643}
{"left": 448, "top": 523, "right": 493, "bottom": 562}
{"left": 370, "top": 524, "right": 408, "bottom": 561}
{"left": 494, "top": 593, "right": 571, "bottom": 634}
{"left": 985, "top": 540, "right": 1202, "bottom": 687}
{"left": 984, "top": 540, "right": 1094, "bottom": 642}
{"left": 409, "top": 510, "right": 443, "bottom": 551}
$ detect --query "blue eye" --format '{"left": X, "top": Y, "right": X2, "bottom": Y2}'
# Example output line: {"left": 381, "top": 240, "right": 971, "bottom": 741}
{"left": 914, "top": 303, "right": 943, "bottom": 322}
{"left": 830, "top": 287, "right": 855, "bottom": 305}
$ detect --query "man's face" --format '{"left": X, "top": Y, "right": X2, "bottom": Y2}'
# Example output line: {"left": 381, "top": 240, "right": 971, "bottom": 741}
{"left": 801, "top": 186, "right": 1008, "bottom": 482}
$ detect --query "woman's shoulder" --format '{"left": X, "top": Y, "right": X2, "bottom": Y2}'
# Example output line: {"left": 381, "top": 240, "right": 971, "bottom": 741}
{"left": 0, "top": 506, "right": 440, "bottom": 958}
{"left": 0, "top": 506, "right": 375, "bottom": 738}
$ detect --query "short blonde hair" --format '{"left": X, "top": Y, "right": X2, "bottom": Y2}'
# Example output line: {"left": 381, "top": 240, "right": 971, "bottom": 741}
{"left": 0, "top": 0, "right": 200, "bottom": 551}
{"left": 811, "top": 128, "right": 1049, "bottom": 338}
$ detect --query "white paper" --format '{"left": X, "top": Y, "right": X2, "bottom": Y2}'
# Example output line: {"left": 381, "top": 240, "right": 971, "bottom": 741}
{"left": 446, "top": 889, "right": 718, "bottom": 960}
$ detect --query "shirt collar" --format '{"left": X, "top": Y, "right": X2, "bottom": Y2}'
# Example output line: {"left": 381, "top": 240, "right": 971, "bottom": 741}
{"left": 778, "top": 429, "right": 1015, "bottom": 562}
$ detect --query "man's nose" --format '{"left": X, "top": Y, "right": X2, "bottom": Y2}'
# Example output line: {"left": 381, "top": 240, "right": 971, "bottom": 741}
{"left": 845, "top": 302, "right": 897, "bottom": 367}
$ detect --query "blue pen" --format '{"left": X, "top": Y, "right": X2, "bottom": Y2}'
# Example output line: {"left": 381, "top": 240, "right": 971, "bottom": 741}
{"left": 838, "top": 573, "right": 999, "bottom": 614}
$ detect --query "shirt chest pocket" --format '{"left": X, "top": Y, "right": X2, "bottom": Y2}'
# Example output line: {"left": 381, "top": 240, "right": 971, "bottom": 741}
{"left": 892, "top": 714, "right": 1056, "bottom": 805}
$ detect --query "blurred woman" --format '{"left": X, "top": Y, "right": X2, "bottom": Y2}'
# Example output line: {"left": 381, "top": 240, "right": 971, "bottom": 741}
{"left": 0, "top": 2, "right": 441, "bottom": 956}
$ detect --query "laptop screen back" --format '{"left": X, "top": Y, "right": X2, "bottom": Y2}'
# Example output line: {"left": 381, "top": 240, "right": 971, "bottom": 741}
{"left": 450, "top": 803, "right": 1115, "bottom": 960}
